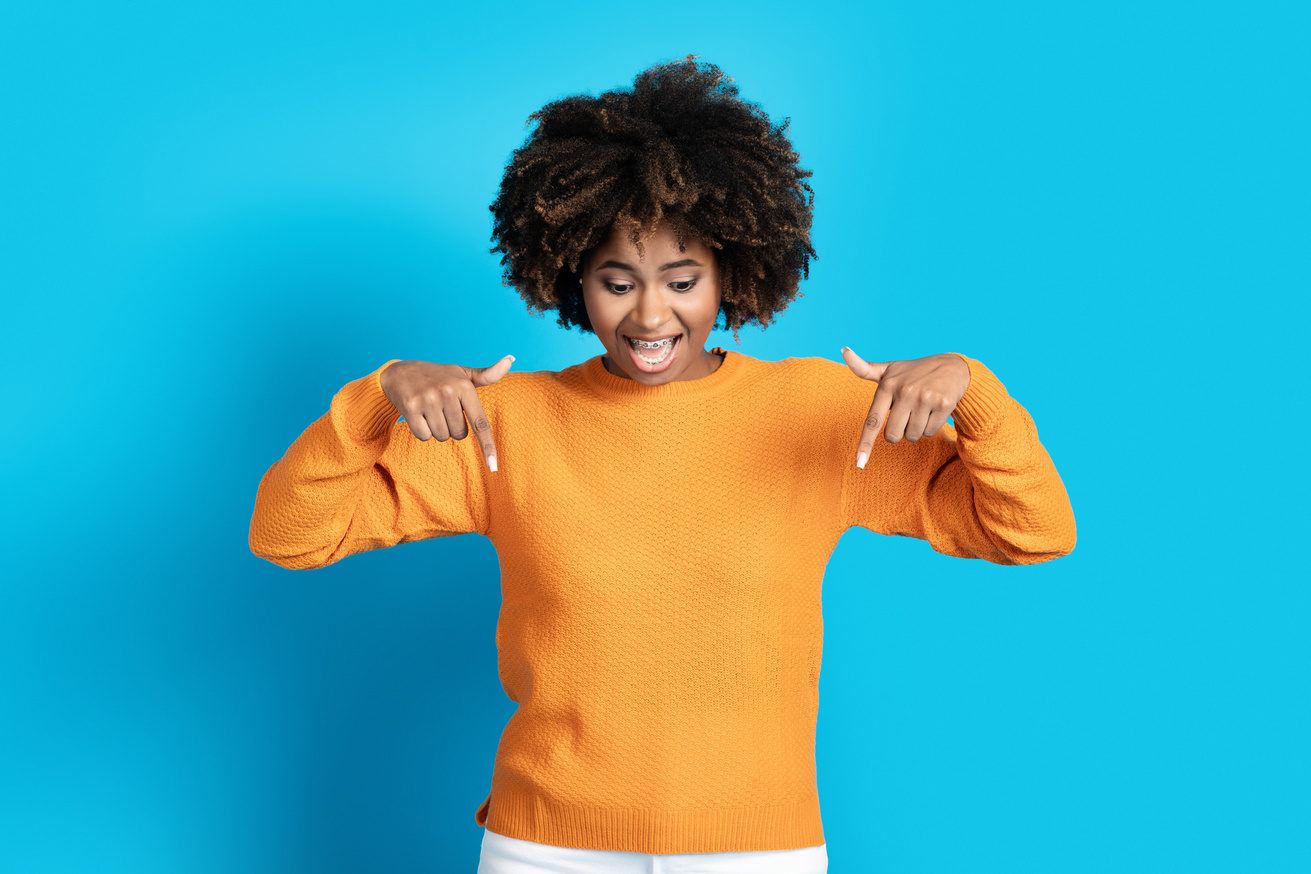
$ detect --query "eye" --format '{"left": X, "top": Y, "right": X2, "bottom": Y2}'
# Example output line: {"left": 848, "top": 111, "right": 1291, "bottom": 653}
{"left": 669, "top": 279, "right": 698, "bottom": 293}
{"left": 604, "top": 281, "right": 634, "bottom": 294}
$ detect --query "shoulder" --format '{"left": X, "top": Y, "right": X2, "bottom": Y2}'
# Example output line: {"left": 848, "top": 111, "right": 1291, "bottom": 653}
{"left": 747, "top": 354, "right": 874, "bottom": 397}
{"left": 724, "top": 354, "right": 876, "bottom": 426}
{"left": 473, "top": 368, "right": 561, "bottom": 402}
{"left": 771, "top": 354, "right": 857, "bottom": 380}
{"left": 472, "top": 366, "right": 601, "bottom": 418}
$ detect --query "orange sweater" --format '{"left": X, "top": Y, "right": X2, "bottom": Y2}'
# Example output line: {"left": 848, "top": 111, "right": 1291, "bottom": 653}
{"left": 249, "top": 348, "right": 1075, "bottom": 854}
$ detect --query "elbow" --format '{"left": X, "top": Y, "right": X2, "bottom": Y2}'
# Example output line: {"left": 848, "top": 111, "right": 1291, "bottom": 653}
{"left": 249, "top": 543, "right": 336, "bottom": 571}
{"left": 964, "top": 501, "right": 1076, "bottom": 566}
{"left": 1053, "top": 522, "right": 1078, "bottom": 560}
{"left": 250, "top": 549, "right": 318, "bottom": 571}
{"left": 248, "top": 522, "right": 337, "bottom": 571}
{"left": 1014, "top": 532, "right": 1076, "bottom": 565}
{"left": 1003, "top": 512, "right": 1077, "bottom": 566}
{"left": 1046, "top": 502, "right": 1079, "bottom": 560}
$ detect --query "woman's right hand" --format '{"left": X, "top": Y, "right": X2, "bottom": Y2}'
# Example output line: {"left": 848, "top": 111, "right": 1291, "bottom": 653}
{"left": 380, "top": 355, "right": 515, "bottom": 472}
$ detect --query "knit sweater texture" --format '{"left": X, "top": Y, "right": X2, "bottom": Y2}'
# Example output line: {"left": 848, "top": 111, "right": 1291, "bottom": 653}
{"left": 249, "top": 348, "right": 1076, "bottom": 854}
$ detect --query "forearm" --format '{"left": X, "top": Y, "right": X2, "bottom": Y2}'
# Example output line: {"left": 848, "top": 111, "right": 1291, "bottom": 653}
{"left": 845, "top": 356, "right": 1076, "bottom": 565}
{"left": 946, "top": 357, "right": 1076, "bottom": 563}
{"left": 248, "top": 365, "right": 403, "bottom": 569}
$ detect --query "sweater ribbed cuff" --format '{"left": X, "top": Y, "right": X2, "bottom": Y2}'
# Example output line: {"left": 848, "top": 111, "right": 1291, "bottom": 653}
{"left": 950, "top": 354, "right": 1011, "bottom": 437}
{"left": 333, "top": 360, "right": 403, "bottom": 443}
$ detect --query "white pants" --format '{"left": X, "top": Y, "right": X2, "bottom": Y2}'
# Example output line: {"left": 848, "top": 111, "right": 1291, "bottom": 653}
{"left": 477, "top": 829, "right": 828, "bottom": 874}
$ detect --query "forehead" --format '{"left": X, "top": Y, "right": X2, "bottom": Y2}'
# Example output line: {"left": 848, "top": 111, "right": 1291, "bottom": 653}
{"left": 592, "top": 221, "right": 714, "bottom": 264}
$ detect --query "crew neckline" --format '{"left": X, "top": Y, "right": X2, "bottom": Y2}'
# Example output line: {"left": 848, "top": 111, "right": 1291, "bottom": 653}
{"left": 579, "top": 347, "right": 745, "bottom": 400}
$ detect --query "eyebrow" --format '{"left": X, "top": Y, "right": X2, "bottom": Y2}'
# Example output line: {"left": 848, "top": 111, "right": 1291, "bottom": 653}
{"left": 594, "top": 258, "right": 703, "bottom": 272}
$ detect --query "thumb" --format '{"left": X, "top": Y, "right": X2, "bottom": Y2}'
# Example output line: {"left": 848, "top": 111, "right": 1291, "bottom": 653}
{"left": 841, "top": 347, "right": 889, "bottom": 382}
{"left": 470, "top": 354, "right": 515, "bottom": 386}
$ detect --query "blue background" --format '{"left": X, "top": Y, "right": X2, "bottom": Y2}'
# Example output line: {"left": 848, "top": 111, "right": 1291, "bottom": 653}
{"left": 2, "top": 2, "right": 1307, "bottom": 872}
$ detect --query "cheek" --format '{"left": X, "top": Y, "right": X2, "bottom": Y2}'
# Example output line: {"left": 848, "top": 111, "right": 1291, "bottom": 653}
{"left": 698, "top": 285, "right": 723, "bottom": 329}
{"left": 582, "top": 289, "right": 619, "bottom": 337}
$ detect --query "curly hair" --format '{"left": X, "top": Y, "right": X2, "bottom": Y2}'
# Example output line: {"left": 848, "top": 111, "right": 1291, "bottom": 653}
{"left": 489, "top": 56, "right": 815, "bottom": 343}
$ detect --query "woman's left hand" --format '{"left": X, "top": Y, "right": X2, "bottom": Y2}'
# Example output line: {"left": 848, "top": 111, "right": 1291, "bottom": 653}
{"left": 840, "top": 348, "right": 972, "bottom": 468}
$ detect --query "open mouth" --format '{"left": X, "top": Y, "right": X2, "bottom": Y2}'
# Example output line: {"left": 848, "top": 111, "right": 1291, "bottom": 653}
{"left": 624, "top": 334, "right": 680, "bottom": 373}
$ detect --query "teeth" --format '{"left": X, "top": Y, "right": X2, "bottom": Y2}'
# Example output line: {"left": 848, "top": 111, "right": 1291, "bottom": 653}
{"left": 628, "top": 336, "right": 675, "bottom": 364}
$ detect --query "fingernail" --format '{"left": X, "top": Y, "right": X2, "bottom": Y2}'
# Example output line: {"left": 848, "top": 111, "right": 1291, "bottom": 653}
{"left": 506, "top": 355, "right": 515, "bottom": 362}
{"left": 488, "top": 455, "right": 498, "bottom": 472}
{"left": 857, "top": 451, "right": 868, "bottom": 469}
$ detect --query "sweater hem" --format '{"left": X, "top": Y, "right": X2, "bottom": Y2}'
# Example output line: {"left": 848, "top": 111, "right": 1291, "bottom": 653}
{"left": 477, "top": 790, "right": 825, "bottom": 854}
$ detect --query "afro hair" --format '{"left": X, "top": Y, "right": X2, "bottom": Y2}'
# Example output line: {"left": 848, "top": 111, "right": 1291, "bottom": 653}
{"left": 489, "top": 56, "right": 815, "bottom": 343}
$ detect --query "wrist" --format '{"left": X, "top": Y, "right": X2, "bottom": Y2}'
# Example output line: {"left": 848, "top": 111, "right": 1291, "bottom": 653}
{"left": 377, "top": 360, "right": 405, "bottom": 409}
{"left": 948, "top": 355, "right": 1010, "bottom": 436}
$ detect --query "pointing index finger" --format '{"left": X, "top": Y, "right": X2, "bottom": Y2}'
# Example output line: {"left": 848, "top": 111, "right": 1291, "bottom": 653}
{"left": 459, "top": 383, "right": 500, "bottom": 472}
{"left": 857, "top": 383, "right": 893, "bottom": 469}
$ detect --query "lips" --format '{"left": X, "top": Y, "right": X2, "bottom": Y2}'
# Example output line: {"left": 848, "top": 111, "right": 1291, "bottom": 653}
{"left": 623, "top": 333, "right": 681, "bottom": 374}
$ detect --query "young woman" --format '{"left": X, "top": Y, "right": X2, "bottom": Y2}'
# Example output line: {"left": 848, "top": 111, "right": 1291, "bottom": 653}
{"left": 249, "top": 57, "right": 1076, "bottom": 874}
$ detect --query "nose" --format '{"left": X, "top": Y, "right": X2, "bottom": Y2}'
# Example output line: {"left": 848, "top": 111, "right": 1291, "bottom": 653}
{"left": 633, "top": 284, "right": 673, "bottom": 330}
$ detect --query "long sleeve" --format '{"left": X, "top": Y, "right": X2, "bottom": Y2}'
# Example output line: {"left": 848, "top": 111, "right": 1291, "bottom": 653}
{"left": 841, "top": 356, "right": 1076, "bottom": 565}
{"left": 248, "top": 360, "right": 491, "bottom": 570}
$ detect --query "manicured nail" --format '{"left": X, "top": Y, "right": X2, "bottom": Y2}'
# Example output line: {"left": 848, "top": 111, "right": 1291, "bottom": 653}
{"left": 856, "top": 451, "right": 868, "bottom": 470}
{"left": 488, "top": 455, "right": 498, "bottom": 472}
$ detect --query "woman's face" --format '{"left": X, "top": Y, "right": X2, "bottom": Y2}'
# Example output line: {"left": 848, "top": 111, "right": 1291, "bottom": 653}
{"left": 581, "top": 220, "right": 724, "bottom": 384}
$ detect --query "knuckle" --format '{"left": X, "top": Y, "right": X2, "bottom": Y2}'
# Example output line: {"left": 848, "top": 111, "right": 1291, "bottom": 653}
{"left": 470, "top": 415, "right": 491, "bottom": 433}
{"left": 439, "top": 384, "right": 458, "bottom": 399}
